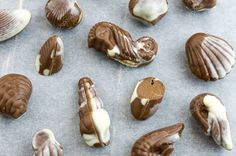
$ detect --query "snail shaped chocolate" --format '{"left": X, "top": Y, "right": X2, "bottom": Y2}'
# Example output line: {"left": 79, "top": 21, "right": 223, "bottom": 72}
{"left": 45, "top": 0, "right": 83, "bottom": 29}
{"left": 129, "top": 0, "right": 168, "bottom": 25}
{"left": 88, "top": 22, "right": 158, "bottom": 67}
{"left": 0, "top": 74, "right": 32, "bottom": 118}
{"left": 78, "top": 77, "right": 111, "bottom": 147}
{"left": 35, "top": 35, "right": 64, "bottom": 76}
{"left": 32, "top": 129, "right": 63, "bottom": 156}
{"left": 131, "top": 123, "right": 184, "bottom": 156}
{"left": 190, "top": 93, "right": 233, "bottom": 151}
{"left": 186, "top": 33, "right": 235, "bottom": 81}
{"left": 183, "top": 0, "right": 216, "bottom": 11}
{"left": 130, "top": 77, "right": 165, "bottom": 120}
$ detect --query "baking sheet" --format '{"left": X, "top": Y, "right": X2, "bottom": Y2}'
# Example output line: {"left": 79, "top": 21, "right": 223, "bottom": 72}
{"left": 0, "top": 0, "right": 236, "bottom": 155}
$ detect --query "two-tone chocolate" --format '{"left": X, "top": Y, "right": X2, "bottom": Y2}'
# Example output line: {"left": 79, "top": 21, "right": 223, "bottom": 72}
{"left": 183, "top": 0, "right": 216, "bottom": 11}
{"left": 32, "top": 129, "right": 63, "bottom": 156}
{"left": 45, "top": 0, "right": 83, "bottom": 29}
{"left": 130, "top": 77, "right": 165, "bottom": 120}
{"left": 35, "top": 35, "right": 64, "bottom": 76}
{"left": 186, "top": 33, "right": 235, "bottom": 81}
{"left": 131, "top": 123, "right": 184, "bottom": 156}
{"left": 129, "top": 0, "right": 168, "bottom": 25}
{"left": 190, "top": 93, "right": 233, "bottom": 150}
{"left": 78, "top": 77, "right": 111, "bottom": 147}
{"left": 88, "top": 22, "right": 158, "bottom": 67}
{"left": 0, "top": 74, "right": 32, "bottom": 118}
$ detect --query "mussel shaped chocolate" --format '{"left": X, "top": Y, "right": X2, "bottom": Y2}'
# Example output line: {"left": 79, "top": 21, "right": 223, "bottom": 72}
{"left": 129, "top": 0, "right": 168, "bottom": 25}
{"left": 88, "top": 22, "right": 158, "bottom": 67}
{"left": 45, "top": 0, "right": 83, "bottom": 29}
{"left": 0, "top": 74, "right": 32, "bottom": 118}
{"left": 183, "top": 0, "right": 216, "bottom": 11}
{"left": 35, "top": 35, "right": 64, "bottom": 76}
{"left": 0, "top": 9, "right": 31, "bottom": 42}
{"left": 131, "top": 123, "right": 184, "bottom": 156}
{"left": 186, "top": 33, "right": 235, "bottom": 81}
{"left": 190, "top": 93, "right": 233, "bottom": 150}
{"left": 78, "top": 77, "right": 111, "bottom": 147}
{"left": 32, "top": 129, "right": 63, "bottom": 156}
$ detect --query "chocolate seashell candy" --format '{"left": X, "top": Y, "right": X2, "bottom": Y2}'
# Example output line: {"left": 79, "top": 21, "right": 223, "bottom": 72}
{"left": 131, "top": 123, "right": 184, "bottom": 156}
{"left": 45, "top": 0, "right": 83, "bottom": 29}
{"left": 183, "top": 0, "right": 216, "bottom": 11}
{"left": 190, "top": 93, "right": 233, "bottom": 150}
{"left": 0, "top": 74, "right": 32, "bottom": 118}
{"left": 186, "top": 33, "right": 235, "bottom": 81}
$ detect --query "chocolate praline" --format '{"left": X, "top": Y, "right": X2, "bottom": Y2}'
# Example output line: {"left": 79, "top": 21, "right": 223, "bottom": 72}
{"left": 183, "top": 0, "right": 216, "bottom": 11}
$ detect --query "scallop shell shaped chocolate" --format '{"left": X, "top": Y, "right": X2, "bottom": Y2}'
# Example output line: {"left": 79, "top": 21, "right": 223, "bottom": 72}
{"left": 0, "top": 9, "right": 31, "bottom": 42}
{"left": 0, "top": 74, "right": 32, "bottom": 118}
{"left": 35, "top": 35, "right": 64, "bottom": 76}
{"left": 183, "top": 0, "right": 216, "bottom": 11}
{"left": 186, "top": 33, "right": 235, "bottom": 81}
{"left": 32, "top": 129, "right": 63, "bottom": 156}
{"left": 45, "top": 0, "right": 83, "bottom": 29}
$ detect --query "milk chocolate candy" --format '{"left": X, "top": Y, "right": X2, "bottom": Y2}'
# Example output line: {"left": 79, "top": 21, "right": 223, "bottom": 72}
{"left": 183, "top": 0, "right": 216, "bottom": 11}
{"left": 190, "top": 93, "right": 233, "bottom": 150}
{"left": 130, "top": 77, "right": 165, "bottom": 120}
{"left": 78, "top": 77, "right": 111, "bottom": 147}
{"left": 32, "top": 129, "right": 63, "bottom": 156}
{"left": 129, "top": 0, "right": 168, "bottom": 25}
{"left": 35, "top": 35, "right": 64, "bottom": 76}
{"left": 45, "top": 0, "right": 83, "bottom": 29}
{"left": 88, "top": 22, "right": 158, "bottom": 67}
{"left": 131, "top": 123, "right": 184, "bottom": 156}
{"left": 186, "top": 33, "right": 235, "bottom": 81}
{"left": 0, "top": 74, "right": 32, "bottom": 118}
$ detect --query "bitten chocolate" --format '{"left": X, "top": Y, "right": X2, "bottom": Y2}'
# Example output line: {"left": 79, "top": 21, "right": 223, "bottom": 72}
{"left": 130, "top": 77, "right": 165, "bottom": 120}
{"left": 88, "top": 22, "right": 158, "bottom": 67}
{"left": 0, "top": 74, "right": 32, "bottom": 118}
{"left": 183, "top": 0, "right": 216, "bottom": 11}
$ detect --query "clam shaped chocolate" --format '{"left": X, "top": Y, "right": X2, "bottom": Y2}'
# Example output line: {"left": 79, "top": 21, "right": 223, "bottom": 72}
{"left": 45, "top": 0, "right": 83, "bottom": 29}
{"left": 88, "top": 22, "right": 158, "bottom": 67}
{"left": 0, "top": 9, "right": 31, "bottom": 42}
{"left": 186, "top": 33, "right": 235, "bottom": 81}
{"left": 32, "top": 129, "right": 63, "bottom": 156}
{"left": 35, "top": 35, "right": 64, "bottom": 76}
{"left": 0, "top": 74, "right": 32, "bottom": 118}
{"left": 78, "top": 77, "right": 111, "bottom": 147}
{"left": 129, "top": 0, "right": 168, "bottom": 25}
{"left": 183, "top": 0, "right": 216, "bottom": 11}
{"left": 132, "top": 123, "right": 184, "bottom": 156}
{"left": 190, "top": 93, "right": 233, "bottom": 150}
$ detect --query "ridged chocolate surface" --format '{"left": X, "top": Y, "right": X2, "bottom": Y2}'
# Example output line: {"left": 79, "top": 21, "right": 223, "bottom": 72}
{"left": 186, "top": 33, "right": 235, "bottom": 81}
{"left": 0, "top": 74, "right": 32, "bottom": 118}
{"left": 88, "top": 22, "right": 157, "bottom": 67}
{"left": 131, "top": 123, "right": 184, "bottom": 156}
{"left": 35, "top": 35, "right": 64, "bottom": 76}
{"left": 32, "top": 129, "right": 63, "bottom": 156}
{"left": 183, "top": 0, "right": 216, "bottom": 11}
{"left": 45, "top": 0, "right": 83, "bottom": 29}
{"left": 0, "top": 9, "right": 31, "bottom": 42}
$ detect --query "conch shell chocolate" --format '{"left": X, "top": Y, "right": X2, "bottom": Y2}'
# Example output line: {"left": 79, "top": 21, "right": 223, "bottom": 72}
{"left": 129, "top": 0, "right": 168, "bottom": 25}
{"left": 32, "top": 129, "right": 63, "bottom": 156}
{"left": 190, "top": 93, "right": 233, "bottom": 150}
{"left": 78, "top": 77, "right": 111, "bottom": 147}
{"left": 131, "top": 123, "right": 184, "bottom": 156}
{"left": 130, "top": 77, "right": 165, "bottom": 120}
{"left": 0, "top": 74, "right": 32, "bottom": 118}
{"left": 186, "top": 33, "right": 235, "bottom": 81}
{"left": 183, "top": 0, "right": 216, "bottom": 11}
{"left": 45, "top": 0, "right": 83, "bottom": 29}
{"left": 35, "top": 35, "right": 64, "bottom": 76}
{"left": 88, "top": 22, "right": 158, "bottom": 67}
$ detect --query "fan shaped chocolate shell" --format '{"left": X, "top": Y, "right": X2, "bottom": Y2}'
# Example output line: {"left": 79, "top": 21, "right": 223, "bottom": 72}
{"left": 183, "top": 0, "right": 216, "bottom": 11}
{"left": 186, "top": 33, "right": 235, "bottom": 81}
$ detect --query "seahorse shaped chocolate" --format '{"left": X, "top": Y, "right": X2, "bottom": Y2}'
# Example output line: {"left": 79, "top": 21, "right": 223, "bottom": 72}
{"left": 88, "top": 22, "right": 158, "bottom": 67}
{"left": 131, "top": 123, "right": 184, "bottom": 156}
{"left": 78, "top": 77, "right": 111, "bottom": 147}
{"left": 190, "top": 93, "right": 233, "bottom": 150}
{"left": 0, "top": 74, "right": 32, "bottom": 118}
